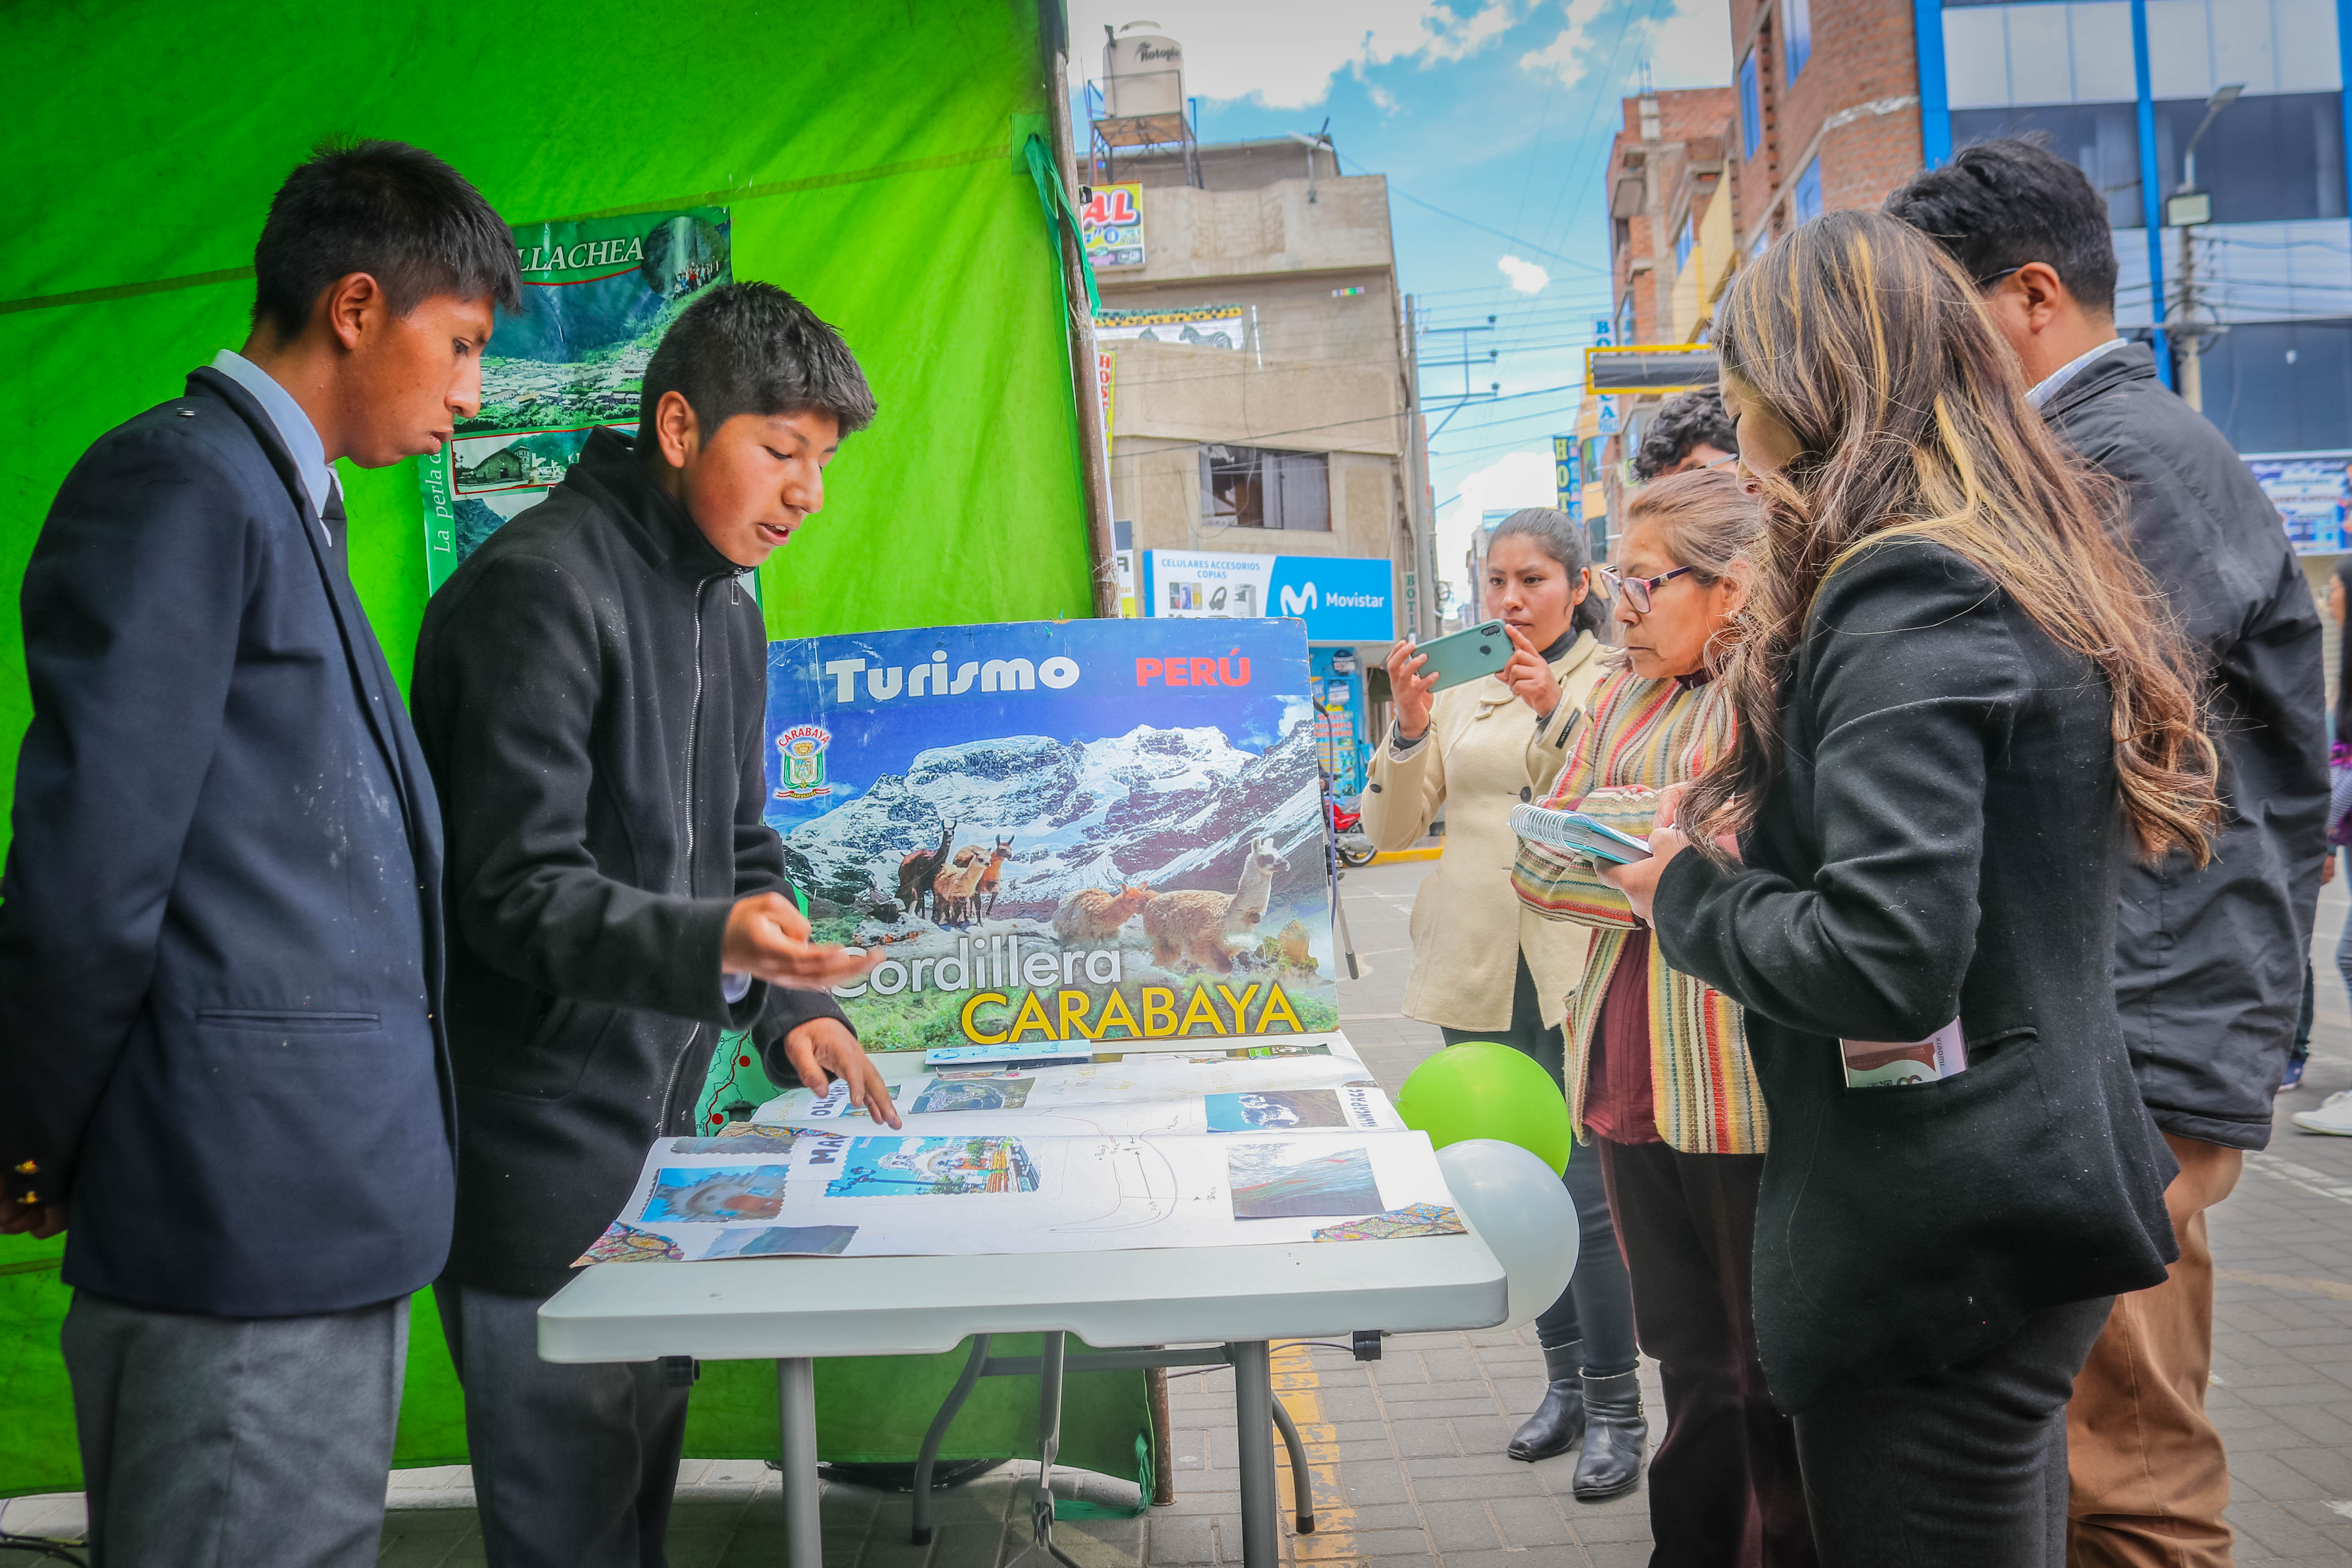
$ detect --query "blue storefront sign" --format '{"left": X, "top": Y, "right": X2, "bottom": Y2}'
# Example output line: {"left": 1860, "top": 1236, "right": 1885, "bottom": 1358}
{"left": 1143, "top": 550, "right": 1396, "bottom": 644}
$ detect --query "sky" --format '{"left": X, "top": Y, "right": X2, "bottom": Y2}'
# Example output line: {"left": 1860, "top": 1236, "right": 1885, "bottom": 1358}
{"left": 1065, "top": 0, "right": 1733, "bottom": 604}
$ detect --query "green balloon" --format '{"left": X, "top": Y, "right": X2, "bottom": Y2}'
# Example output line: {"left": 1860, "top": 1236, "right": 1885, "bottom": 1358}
{"left": 1396, "top": 1041, "right": 1572, "bottom": 1174}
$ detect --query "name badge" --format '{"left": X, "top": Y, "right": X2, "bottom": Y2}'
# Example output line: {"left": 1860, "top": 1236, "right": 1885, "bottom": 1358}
{"left": 1840, "top": 1019, "right": 1967, "bottom": 1088}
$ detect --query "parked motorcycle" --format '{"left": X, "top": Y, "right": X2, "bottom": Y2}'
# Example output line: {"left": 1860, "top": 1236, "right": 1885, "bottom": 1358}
{"left": 1327, "top": 797, "right": 1378, "bottom": 868}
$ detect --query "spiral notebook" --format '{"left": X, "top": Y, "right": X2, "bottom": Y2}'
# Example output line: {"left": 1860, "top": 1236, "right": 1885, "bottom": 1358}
{"left": 1510, "top": 803, "right": 1654, "bottom": 865}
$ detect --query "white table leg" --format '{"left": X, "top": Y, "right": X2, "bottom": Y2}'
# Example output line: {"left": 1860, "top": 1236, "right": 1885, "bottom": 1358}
{"left": 777, "top": 1357, "right": 822, "bottom": 1568}
{"left": 1228, "top": 1340, "right": 1279, "bottom": 1568}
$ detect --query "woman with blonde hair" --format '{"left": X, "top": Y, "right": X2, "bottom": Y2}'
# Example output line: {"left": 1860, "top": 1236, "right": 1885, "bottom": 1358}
{"left": 1513, "top": 467, "right": 1813, "bottom": 1566}
{"left": 1603, "top": 210, "right": 2211, "bottom": 1565}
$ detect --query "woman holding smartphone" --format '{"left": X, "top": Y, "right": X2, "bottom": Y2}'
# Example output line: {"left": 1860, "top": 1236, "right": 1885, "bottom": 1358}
{"left": 1362, "top": 509, "right": 1644, "bottom": 1496}
{"left": 1605, "top": 212, "right": 2209, "bottom": 1565}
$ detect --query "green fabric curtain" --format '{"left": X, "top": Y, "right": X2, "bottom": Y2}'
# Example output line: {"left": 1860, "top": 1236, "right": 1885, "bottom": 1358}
{"left": 0, "top": 0, "right": 1140, "bottom": 1500}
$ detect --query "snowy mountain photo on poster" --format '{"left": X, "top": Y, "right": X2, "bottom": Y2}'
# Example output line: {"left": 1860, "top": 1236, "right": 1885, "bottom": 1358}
{"left": 764, "top": 619, "right": 1335, "bottom": 1051}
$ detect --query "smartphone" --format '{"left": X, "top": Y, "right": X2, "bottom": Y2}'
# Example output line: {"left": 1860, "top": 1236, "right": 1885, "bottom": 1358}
{"left": 1406, "top": 621, "right": 1514, "bottom": 692}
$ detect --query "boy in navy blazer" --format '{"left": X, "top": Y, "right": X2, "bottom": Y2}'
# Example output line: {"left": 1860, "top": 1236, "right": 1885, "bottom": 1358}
{"left": 0, "top": 141, "right": 519, "bottom": 1568}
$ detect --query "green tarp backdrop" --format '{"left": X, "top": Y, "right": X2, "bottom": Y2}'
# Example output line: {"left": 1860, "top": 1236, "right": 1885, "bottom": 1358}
{"left": 0, "top": 0, "right": 1138, "bottom": 1500}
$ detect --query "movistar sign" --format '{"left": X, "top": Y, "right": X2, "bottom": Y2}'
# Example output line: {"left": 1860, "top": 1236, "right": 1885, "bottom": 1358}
{"left": 1145, "top": 550, "right": 1395, "bottom": 642}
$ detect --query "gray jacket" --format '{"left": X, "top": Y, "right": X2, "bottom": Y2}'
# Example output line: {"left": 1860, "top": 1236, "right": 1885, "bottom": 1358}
{"left": 2042, "top": 343, "right": 2327, "bottom": 1151}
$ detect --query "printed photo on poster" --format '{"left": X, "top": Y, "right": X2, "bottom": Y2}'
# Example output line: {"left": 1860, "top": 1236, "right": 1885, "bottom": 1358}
{"left": 1205, "top": 1088, "right": 1351, "bottom": 1131}
{"left": 418, "top": 208, "right": 732, "bottom": 589}
{"left": 762, "top": 619, "right": 1339, "bottom": 1053}
{"left": 822, "top": 1136, "right": 1042, "bottom": 1197}
{"left": 700, "top": 1225, "right": 858, "bottom": 1260}
{"left": 639, "top": 1165, "right": 788, "bottom": 1223}
{"left": 1226, "top": 1142, "right": 1385, "bottom": 1220}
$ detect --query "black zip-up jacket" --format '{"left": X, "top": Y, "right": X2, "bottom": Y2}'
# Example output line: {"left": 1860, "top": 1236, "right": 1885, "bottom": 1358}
{"left": 2042, "top": 344, "right": 2327, "bottom": 1151}
{"left": 412, "top": 428, "right": 848, "bottom": 1296}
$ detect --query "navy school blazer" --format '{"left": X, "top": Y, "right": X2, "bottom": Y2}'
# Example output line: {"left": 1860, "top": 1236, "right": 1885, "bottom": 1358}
{"left": 0, "top": 366, "right": 455, "bottom": 1317}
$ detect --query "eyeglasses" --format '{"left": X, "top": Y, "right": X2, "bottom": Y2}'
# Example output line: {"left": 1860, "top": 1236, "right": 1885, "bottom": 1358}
{"left": 1598, "top": 564, "right": 1697, "bottom": 615}
{"left": 1974, "top": 263, "right": 2025, "bottom": 289}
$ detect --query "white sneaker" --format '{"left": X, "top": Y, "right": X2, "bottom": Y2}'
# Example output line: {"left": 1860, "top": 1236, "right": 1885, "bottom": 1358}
{"left": 2291, "top": 1090, "right": 2352, "bottom": 1136}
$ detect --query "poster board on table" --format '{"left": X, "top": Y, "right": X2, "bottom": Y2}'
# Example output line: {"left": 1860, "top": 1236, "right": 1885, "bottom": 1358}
{"left": 764, "top": 617, "right": 1339, "bottom": 1052}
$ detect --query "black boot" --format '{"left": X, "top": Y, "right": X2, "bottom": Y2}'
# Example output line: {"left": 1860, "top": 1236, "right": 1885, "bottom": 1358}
{"left": 1572, "top": 1366, "right": 1648, "bottom": 1500}
{"left": 1506, "top": 1341, "right": 1587, "bottom": 1462}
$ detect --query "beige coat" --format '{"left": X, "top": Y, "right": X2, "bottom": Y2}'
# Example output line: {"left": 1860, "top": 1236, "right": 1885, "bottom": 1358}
{"left": 1359, "top": 633, "right": 1607, "bottom": 1031}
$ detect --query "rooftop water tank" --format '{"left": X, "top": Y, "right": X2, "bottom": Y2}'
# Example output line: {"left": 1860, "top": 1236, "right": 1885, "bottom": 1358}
{"left": 1103, "top": 25, "right": 1184, "bottom": 120}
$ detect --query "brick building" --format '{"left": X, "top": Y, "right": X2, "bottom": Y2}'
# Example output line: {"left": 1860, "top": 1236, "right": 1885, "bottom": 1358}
{"left": 1731, "top": 0, "right": 1926, "bottom": 245}
{"left": 1580, "top": 87, "right": 1744, "bottom": 554}
{"left": 1576, "top": 0, "right": 2352, "bottom": 573}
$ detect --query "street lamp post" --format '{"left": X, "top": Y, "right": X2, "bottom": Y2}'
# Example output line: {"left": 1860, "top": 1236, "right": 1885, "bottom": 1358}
{"left": 2165, "top": 83, "right": 2243, "bottom": 413}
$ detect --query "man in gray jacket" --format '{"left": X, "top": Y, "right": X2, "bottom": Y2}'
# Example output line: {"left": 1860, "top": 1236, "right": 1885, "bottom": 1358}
{"left": 1890, "top": 140, "right": 2327, "bottom": 1567}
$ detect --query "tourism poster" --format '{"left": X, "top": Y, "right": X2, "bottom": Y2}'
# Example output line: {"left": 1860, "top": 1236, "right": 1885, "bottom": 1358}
{"left": 763, "top": 618, "right": 1337, "bottom": 1052}
{"left": 576, "top": 1125, "right": 1453, "bottom": 1262}
{"left": 418, "top": 206, "right": 732, "bottom": 589}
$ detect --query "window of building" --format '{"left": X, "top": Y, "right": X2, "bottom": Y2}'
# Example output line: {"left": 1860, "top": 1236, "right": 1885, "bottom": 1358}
{"left": 1784, "top": 0, "right": 1813, "bottom": 79}
{"left": 2156, "top": 92, "right": 2348, "bottom": 225}
{"left": 1795, "top": 157, "right": 1824, "bottom": 225}
{"left": 1948, "top": 91, "right": 2348, "bottom": 233}
{"left": 2193, "top": 318, "right": 2352, "bottom": 453}
{"left": 1739, "top": 52, "right": 1763, "bottom": 159}
{"left": 1676, "top": 214, "right": 1696, "bottom": 273}
{"left": 1199, "top": 444, "right": 1330, "bottom": 531}
{"left": 1948, "top": 103, "right": 2144, "bottom": 228}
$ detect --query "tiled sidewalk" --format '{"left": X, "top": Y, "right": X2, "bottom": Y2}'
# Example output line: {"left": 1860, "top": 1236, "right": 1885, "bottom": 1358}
{"left": 11, "top": 857, "right": 2352, "bottom": 1566}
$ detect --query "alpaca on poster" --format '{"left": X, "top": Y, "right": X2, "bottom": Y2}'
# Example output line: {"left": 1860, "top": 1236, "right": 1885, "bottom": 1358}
{"left": 1142, "top": 838, "right": 1287, "bottom": 974}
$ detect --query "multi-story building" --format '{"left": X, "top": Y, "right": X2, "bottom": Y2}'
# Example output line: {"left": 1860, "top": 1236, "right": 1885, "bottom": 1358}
{"left": 1582, "top": 87, "right": 1744, "bottom": 554}
{"left": 1580, "top": 0, "right": 2352, "bottom": 593}
{"left": 1085, "top": 89, "right": 1427, "bottom": 794}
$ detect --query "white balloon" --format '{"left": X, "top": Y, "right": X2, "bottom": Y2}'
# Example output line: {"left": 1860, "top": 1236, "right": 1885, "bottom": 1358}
{"left": 1436, "top": 1138, "right": 1579, "bottom": 1332}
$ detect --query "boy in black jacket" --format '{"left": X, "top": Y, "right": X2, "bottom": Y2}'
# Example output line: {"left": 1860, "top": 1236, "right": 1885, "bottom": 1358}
{"left": 412, "top": 281, "right": 899, "bottom": 1567}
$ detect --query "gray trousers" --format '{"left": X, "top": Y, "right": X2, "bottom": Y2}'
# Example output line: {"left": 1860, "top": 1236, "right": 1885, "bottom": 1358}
{"left": 435, "top": 1280, "right": 692, "bottom": 1568}
{"left": 61, "top": 1289, "right": 407, "bottom": 1568}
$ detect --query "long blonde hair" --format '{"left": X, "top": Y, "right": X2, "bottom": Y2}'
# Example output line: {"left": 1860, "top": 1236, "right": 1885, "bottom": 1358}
{"left": 1680, "top": 211, "right": 2217, "bottom": 863}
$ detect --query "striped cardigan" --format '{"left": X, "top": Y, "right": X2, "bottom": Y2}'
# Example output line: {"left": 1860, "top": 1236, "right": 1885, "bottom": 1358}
{"left": 1510, "top": 666, "right": 1767, "bottom": 1155}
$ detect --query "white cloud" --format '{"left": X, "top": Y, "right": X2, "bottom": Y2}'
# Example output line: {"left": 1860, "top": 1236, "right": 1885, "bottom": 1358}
{"left": 1497, "top": 253, "right": 1551, "bottom": 293}
{"left": 1069, "top": 1, "right": 1521, "bottom": 111}
{"left": 1434, "top": 448, "right": 1561, "bottom": 605}
{"left": 1646, "top": 0, "right": 1734, "bottom": 88}
{"left": 1519, "top": 0, "right": 1730, "bottom": 93}
{"left": 1516, "top": 0, "right": 1610, "bottom": 90}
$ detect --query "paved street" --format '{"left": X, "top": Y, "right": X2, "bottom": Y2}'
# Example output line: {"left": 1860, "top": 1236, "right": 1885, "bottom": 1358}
{"left": 12, "top": 857, "right": 2352, "bottom": 1566}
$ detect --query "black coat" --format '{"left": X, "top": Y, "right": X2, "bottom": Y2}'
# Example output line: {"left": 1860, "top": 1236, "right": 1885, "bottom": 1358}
{"left": 412, "top": 430, "right": 847, "bottom": 1297}
{"left": 1653, "top": 538, "right": 2178, "bottom": 1414}
{"left": 0, "top": 368, "right": 453, "bottom": 1316}
{"left": 2042, "top": 344, "right": 2327, "bottom": 1151}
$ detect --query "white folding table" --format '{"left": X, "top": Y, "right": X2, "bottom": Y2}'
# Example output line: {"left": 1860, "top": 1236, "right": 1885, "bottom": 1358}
{"left": 538, "top": 1233, "right": 1507, "bottom": 1568}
